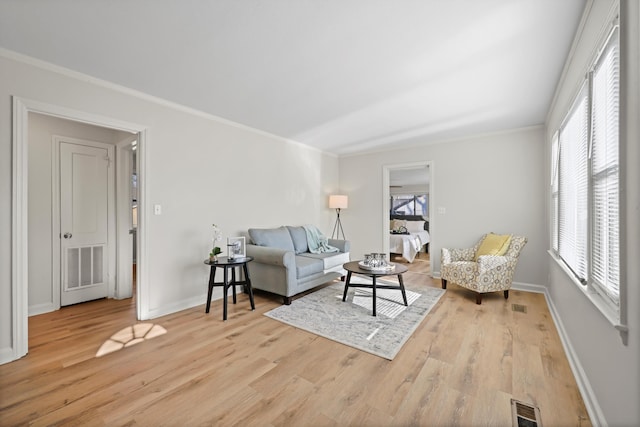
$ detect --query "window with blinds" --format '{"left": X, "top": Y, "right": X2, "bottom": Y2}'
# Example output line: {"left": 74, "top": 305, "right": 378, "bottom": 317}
{"left": 550, "top": 133, "right": 559, "bottom": 252}
{"left": 553, "top": 24, "right": 621, "bottom": 314}
{"left": 590, "top": 27, "right": 620, "bottom": 308}
{"left": 558, "top": 84, "right": 589, "bottom": 283}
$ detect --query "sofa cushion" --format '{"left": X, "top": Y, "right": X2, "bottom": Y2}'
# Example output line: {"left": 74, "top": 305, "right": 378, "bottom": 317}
{"left": 294, "top": 255, "right": 324, "bottom": 278}
{"left": 286, "top": 226, "right": 309, "bottom": 254}
{"left": 298, "top": 251, "right": 350, "bottom": 270}
{"left": 248, "top": 226, "right": 295, "bottom": 252}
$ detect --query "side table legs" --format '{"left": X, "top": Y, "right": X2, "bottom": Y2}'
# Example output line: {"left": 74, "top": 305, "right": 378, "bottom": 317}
{"left": 398, "top": 274, "right": 408, "bottom": 306}
{"left": 372, "top": 276, "right": 377, "bottom": 316}
{"left": 231, "top": 268, "right": 237, "bottom": 304}
{"left": 243, "top": 263, "right": 255, "bottom": 311}
{"left": 223, "top": 267, "right": 229, "bottom": 321}
{"left": 342, "top": 271, "right": 353, "bottom": 302}
{"left": 341, "top": 272, "right": 408, "bottom": 317}
{"left": 206, "top": 263, "right": 255, "bottom": 321}
{"left": 206, "top": 266, "right": 217, "bottom": 314}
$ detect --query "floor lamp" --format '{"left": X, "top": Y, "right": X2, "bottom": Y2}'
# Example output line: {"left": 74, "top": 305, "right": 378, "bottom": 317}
{"left": 329, "top": 194, "right": 348, "bottom": 240}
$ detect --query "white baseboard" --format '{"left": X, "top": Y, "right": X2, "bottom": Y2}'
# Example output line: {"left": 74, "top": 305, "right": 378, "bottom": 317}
{"left": 510, "top": 282, "right": 604, "bottom": 424}
{"left": 0, "top": 347, "right": 16, "bottom": 365}
{"left": 511, "top": 281, "right": 547, "bottom": 294}
{"left": 145, "top": 296, "right": 205, "bottom": 320}
{"left": 542, "top": 290, "right": 606, "bottom": 426}
{"left": 28, "top": 302, "right": 56, "bottom": 317}
{"left": 439, "top": 278, "right": 604, "bottom": 425}
{"left": 144, "top": 288, "right": 226, "bottom": 320}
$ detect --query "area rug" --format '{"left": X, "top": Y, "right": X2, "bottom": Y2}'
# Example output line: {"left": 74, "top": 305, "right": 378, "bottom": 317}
{"left": 264, "top": 277, "right": 445, "bottom": 360}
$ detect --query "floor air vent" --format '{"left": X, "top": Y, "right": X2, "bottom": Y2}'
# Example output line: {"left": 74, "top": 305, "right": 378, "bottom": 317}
{"left": 512, "top": 303, "right": 527, "bottom": 313}
{"left": 511, "top": 399, "right": 542, "bottom": 427}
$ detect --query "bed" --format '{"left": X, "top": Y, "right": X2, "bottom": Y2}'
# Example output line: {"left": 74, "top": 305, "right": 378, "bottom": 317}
{"left": 389, "top": 216, "right": 430, "bottom": 263}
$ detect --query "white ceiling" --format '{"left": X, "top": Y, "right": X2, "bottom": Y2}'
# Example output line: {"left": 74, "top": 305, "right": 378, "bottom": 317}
{"left": 0, "top": 0, "right": 586, "bottom": 156}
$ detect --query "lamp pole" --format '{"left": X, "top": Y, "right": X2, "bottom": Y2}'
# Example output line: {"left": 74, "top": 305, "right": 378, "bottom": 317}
{"left": 331, "top": 207, "right": 346, "bottom": 240}
{"left": 329, "top": 194, "right": 348, "bottom": 240}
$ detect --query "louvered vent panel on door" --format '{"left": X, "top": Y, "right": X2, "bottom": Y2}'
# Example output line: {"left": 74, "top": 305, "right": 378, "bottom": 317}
{"left": 81, "top": 247, "right": 92, "bottom": 286}
{"left": 67, "top": 248, "right": 80, "bottom": 289}
{"left": 93, "top": 246, "right": 103, "bottom": 284}
{"left": 66, "top": 245, "right": 105, "bottom": 290}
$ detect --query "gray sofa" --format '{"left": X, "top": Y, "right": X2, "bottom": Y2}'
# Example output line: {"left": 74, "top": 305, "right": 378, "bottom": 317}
{"left": 246, "top": 226, "right": 350, "bottom": 304}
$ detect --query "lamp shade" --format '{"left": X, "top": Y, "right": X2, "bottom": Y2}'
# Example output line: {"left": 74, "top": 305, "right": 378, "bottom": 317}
{"left": 329, "top": 194, "right": 348, "bottom": 209}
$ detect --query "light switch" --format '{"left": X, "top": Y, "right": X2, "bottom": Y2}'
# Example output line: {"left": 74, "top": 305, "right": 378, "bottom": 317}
{"left": 154, "top": 204, "right": 162, "bottom": 215}
{"left": 437, "top": 206, "right": 446, "bottom": 215}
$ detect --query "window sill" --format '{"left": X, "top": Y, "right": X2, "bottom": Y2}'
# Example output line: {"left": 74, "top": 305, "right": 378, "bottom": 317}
{"left": 547, "top": 250, "right": 628, "bottom": 342}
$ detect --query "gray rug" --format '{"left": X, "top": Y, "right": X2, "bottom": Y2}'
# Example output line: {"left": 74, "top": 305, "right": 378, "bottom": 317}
{"left": 264, "top": 277, "right": 445, "bottom": 360}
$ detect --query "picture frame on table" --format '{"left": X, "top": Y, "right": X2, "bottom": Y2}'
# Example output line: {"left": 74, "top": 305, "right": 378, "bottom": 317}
{"left": 227, "top": 237, "right": 246, "bottom": 260}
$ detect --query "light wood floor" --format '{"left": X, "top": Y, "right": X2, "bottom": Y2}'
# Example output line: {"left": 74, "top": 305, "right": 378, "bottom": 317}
{"left": 1, "top": 253, "right": 591, "bottom": 426}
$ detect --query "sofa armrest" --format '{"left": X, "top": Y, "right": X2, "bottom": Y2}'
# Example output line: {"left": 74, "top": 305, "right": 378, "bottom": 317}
{"left": 246, "top": 244, "right": 296, "bottom": 269}
{"left": 477, "top": 255, "right": 519, "bottom": 288}
{"left": 328, "top": 239, "right": 350, "bottom": 253}
{"left": 476, "top": 255, "right": 513, "bottom": 273}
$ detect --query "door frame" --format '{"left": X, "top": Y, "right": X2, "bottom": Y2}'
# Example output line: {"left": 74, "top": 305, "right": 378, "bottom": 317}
{"left": 115, "top": 135, "right": 138, "bottom": 300}
{"left": 10, "top": 96, "right": 149, "bottom": 362}
{"left": 52, "top": 136, "right": 116, "bottom": 308}
{"left": 381, "top": 161, "right": 434, "bottom": 265}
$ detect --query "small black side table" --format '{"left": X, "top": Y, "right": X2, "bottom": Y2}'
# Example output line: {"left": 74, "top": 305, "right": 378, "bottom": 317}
{"left": 204, "top": 256, "right": 255, "bottom": 321}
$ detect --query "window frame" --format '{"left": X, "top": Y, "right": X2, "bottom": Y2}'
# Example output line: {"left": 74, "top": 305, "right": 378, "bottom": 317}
{"left": 390, "top": 194, "right": 428, "bottom": 217}
{"left": 550, "top": 22, "right": 627, "bottom": 335}
{"left": 589, "top": 25, "right": 621, "bottom": 314}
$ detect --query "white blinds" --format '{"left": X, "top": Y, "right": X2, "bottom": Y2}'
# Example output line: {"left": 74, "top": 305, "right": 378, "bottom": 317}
{"left": 591, "top": 27, "right": 620, "bottom": 307}
{"left": 551, "top": 133, "right": 559, "bottom": 252}
{"left": 558, "top": 85, "right": 589, "bottom": 283}
{"left": 554, "top": 24, "right": 621, "bottom": 315}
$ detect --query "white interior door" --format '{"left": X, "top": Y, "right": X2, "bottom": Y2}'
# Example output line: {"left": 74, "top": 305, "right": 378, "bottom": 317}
{"left": 115, "top": 138, "right": 136, "bottom": 299}
{"left": 60, "top": 141, "right": 110, "bottom": 306}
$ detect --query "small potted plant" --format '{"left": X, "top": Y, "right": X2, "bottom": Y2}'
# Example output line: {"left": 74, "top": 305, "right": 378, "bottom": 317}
{"left": 209, "top": 247, "right": 222, "bottom": 262}
{"left": 210, "top": 223, "right": 223, "bottom": 262}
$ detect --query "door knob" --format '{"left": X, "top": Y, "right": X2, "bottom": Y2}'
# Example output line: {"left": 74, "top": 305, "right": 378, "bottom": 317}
{"left": 63, "top": 232, "right": 72, "bottom": 239}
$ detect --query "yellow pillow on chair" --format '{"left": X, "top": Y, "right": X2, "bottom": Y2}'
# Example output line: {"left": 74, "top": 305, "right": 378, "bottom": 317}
{"left": 474, "top": 233, "right": 512, "bottom": 261}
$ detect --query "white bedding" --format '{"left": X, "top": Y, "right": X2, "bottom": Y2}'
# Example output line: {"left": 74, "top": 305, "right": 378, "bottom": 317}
{"left": 389, "top": 230, "right": 430, "bottom": 263}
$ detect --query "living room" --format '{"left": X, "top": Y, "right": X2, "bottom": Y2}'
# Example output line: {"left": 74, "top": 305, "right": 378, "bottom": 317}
{"left": 0, "top": 1, "right": 638, "bottom": 426}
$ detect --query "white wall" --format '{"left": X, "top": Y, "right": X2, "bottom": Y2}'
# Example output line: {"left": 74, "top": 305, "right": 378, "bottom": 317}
{"left": 544, "top": 1, "right": 640, "bottom": 425}
{"left": 0, "top": 52, "right": 339, "bottom": 362}
{"left": 339, "top": 126, "right": 547, "bottom": 286}
{"left": 27, "top": 113, "right": 131, "bottom": 315}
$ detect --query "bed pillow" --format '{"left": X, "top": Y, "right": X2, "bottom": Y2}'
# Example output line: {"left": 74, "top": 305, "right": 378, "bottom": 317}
{"left": 474, "top": 233, "right": 512, "bottom": 261}
{"left": 405, "top": 221, "right": 425, "bottom": 233}
{"left": 391, "top": 219, "right": 406, "bottom": 231}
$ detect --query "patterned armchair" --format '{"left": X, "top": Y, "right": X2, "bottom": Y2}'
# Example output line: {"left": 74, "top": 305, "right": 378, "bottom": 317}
{"left": 441, "top": 234, "right": 527, "bottom": 304}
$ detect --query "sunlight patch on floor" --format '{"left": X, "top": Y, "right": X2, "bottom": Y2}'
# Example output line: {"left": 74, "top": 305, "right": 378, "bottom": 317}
{"left": 96, "top": 323, "right": 167, "bottom": 357}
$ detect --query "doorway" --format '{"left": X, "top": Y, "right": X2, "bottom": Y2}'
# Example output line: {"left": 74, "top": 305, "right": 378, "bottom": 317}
{"left": 10, "top": 97, "right": 148, "bottom": 362}
{"left": 382, "top": 161, "right": 434, "bottom": 274}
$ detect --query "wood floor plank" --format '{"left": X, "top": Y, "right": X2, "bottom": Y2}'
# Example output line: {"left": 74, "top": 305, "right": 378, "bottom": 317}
{"left": 0, "top": 253, "right": 591, "bottom": 426}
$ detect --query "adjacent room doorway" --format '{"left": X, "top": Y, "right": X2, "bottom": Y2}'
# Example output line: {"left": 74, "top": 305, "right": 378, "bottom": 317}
{"left": 10, "top": 97, "right": 148, "bottom": 363}
{"left": 382, "top": 161, "right": 434, "bottom": 274}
